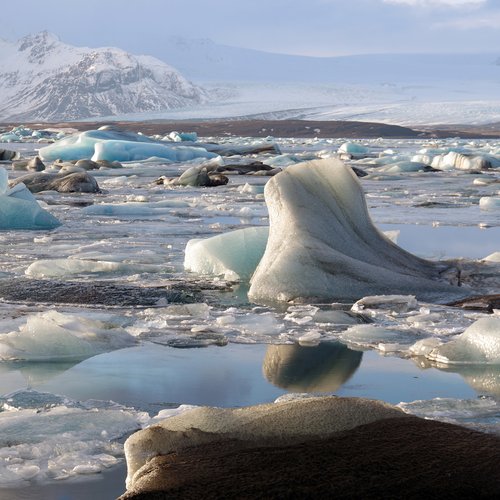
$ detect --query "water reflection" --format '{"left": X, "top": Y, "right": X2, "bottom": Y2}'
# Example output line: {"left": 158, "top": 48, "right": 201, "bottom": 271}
{"left": 413, "top": 357, "right": 500, "bottom": 398}
{"left": 263, "top": 342, "right": 362, "bottom": 393}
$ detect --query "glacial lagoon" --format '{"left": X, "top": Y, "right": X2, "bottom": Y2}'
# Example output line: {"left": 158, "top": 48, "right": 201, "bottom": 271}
{"left": 0, "top": 134, "right": 499, "bottom": 498}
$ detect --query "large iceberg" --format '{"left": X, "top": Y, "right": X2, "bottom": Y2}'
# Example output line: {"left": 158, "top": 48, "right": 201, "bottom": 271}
{"left": 248, "top": 159, "right": 465, "bottom": 304}
{"left": 0, "top": 168, "right": 61, "bottom": 230}
{"left": 39, "top": 129, "right": 217, "bottom": 163}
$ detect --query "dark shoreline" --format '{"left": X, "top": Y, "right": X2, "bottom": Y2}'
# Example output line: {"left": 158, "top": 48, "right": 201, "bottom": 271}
{"left": 3, "top": 119, "right": 500, "bottom": 139}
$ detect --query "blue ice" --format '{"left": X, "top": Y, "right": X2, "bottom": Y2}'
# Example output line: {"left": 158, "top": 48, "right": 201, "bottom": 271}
{"left": 0, "top": 167, "right": 61, "bottom": 230}
{"left": 39, "top": 129, "right": 215, "bottom": 162}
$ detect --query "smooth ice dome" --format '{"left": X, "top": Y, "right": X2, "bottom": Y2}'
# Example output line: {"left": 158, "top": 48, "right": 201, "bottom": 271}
{"left": 39, "top": 129, "right": 216, "bottom": 163}
{"left": 0, "top": 167, "right": 60, "bottom": 230}
{"left": 425, "top": 317, "right": 500, "bottom": 365}
{"left": 184, "top": 226, "right": 268, "bottom": 280}
{"left": 248, "top": 159, "right": 464, "bottom": 304}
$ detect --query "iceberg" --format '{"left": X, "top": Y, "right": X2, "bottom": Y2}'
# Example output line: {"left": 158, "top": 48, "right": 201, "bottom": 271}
{"left": 25, "top": 258, "right": 161, "bottom": 278}
{"left": 0, "top": 310, "right": 136, "bottom": 361}
{"left": 337, "top": 142, "right": 370, "bottom": 157}
{"left": 0, "top": 167, "right": 61, "bottom": 230}
{"left": 479, "top": 196, "right": 500, "bottom": 210}
{"left": 38, "top": 129, "right": 216, "bottom": 163}
{"left": 185, "top": 226, "right": 268, "bottom": 281}
{"left": 431, "top": 152, "right": 492, "bottom": 171}
{"left": 248, "top": 159, "right": 464, "bottom": 304}
{"left": 425, "top": 317, "right": 500, "bottom": 365}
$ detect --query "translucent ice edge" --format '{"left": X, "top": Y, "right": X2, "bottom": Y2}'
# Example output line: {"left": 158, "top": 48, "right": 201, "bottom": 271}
{"left": 398, "top": 397, "right": 500, "bottom": 435}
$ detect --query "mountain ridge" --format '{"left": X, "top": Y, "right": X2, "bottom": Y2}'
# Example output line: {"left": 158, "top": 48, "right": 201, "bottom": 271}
{"left": 0, "top": 31, "right": 206, "bottom": 122}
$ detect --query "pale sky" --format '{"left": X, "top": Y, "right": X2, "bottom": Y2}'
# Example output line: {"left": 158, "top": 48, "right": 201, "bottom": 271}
{"left": 2, "top": 0, "right": 499, "bottom": 56}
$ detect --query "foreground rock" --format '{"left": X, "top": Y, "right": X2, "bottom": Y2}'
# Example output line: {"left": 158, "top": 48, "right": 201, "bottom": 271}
{"left": 121, "top": 397, "right": 500, "bottom": 499}
{"left": 249, "top": 159, "right": 466, "bottom": 304}
{"left": 123, "top": 396, "right": 406, "bottom": 491}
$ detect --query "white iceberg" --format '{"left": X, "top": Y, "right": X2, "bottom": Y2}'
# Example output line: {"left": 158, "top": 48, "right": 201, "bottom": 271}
{"left": 25, "top": 258, "right": 161, "bottom": 278}
{"left": 425, "top": 317, "right": 500, "bottom": 365}
{"left": 248, "top": 159, "right": 464, "bottom": 304}
{"left": 479, "top": 196, "right": 500, "bottom": 210}
{"left": 337, "top": 142, "right": 369, "bottom": 157}
{"left": 184, "top": 226, "right": 268, "bottom": 281}
{"left": 0, "top": 310, "right": 136, "bottom": 361}
{"left": 431, "top": 152, "right": 492, "bottom": 171}
{"left": 0, "top": 167, "right": 60, "bottom": 230}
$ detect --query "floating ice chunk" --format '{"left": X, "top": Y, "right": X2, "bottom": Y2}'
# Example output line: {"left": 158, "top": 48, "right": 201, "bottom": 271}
{"left": 378, "top": 161, "right": 428, "bottom": 173}
{"left": 397, "top": 397, "right": 500, "bottom": 434}
{"left": 431, "top": 152, "right": 491, "bottom": 171}
{"left": 352, "top": 295, "right": 419, "bottom": 313}
{"left": 184, "top": 226, "right": 268, "bottom": 281}
{"left": 238, "top": 183, "right": 265, "bottom": 195}
{"left": 337, "top": 142, "right": 369, "bottom": 156}
{"left": 0, "top": 168, "right": 60, "bottom": 230}
{"left": 248, "top": 159, "right": 463, "bottom": 304}
{"left": 339, "top": 324, "right": 404, "bottom": 347}
{"left": 483, "top": 252, "right": 500, "bottom": 262}
{"left": 479, "top": 196, "right": 500, "bottom": 210}
{"left": 92, "top": 140, "right": 216, "bottom": 163}
{"left": 81, "top": 199, "right": 188, "bottom": 216}
{"left": 218, "top": 311, "right": 283, "bottom": 337}
{"left": 409, "top": 337, "right": 442, "bottom": 357}
{"left": 427, "top": 317, "right": 500, "bottom": 365}
{"left": 0, "top": 391, "right": 150, "bottom": 485}
{"left": 25, "top": 258, "right": 161, "bottom": 278}
{"left": 0, "top": 310, "right": 136, "bottom": 361}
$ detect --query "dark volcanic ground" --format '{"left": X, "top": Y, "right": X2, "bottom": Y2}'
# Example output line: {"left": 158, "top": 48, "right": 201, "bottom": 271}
{"left": 4, "top": 119, "right": 500, "bottom": 139}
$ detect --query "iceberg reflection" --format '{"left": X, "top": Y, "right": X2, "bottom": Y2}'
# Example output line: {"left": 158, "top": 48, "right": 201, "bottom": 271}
{"left": 263, "top": 341, "right": 362, "bottom": 393}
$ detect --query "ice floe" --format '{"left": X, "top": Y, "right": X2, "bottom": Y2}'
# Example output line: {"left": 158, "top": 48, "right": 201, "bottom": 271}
{"left": 421, "top": 317, "right": 500, "bottom": 365}
{"left": 0, "top": 310, "right": 135, "bottom": 361}
{"left": 0, "top": 390, "right": 150, "bottom": 485}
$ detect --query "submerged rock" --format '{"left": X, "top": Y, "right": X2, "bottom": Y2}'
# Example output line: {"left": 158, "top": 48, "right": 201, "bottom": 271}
{"left": 10, "top": 171, "right": 100, "bottom": 193}
{"left": 248, "top": 159, "right": 465, "bottom": 304}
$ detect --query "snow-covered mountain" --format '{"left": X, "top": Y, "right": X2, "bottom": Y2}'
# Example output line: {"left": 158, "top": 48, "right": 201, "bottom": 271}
{"left": 0, "top": 32, "right": 207, "bottom": 121}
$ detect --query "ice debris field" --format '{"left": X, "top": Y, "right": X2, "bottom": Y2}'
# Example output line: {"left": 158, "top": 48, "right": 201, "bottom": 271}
{"left": 0, "top": 126, "right": 499, "bottom": 493}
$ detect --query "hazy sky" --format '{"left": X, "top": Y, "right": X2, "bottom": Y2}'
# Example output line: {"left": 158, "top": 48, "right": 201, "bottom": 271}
{"left": 2, "top": 0, "right": 499, "bottom": 56}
